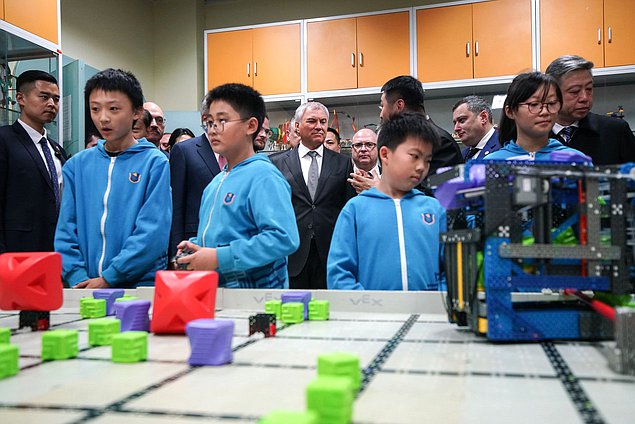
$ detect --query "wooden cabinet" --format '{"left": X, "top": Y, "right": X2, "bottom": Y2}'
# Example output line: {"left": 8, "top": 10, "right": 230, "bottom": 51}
{"left": 206, "top": 23, "right": 301, "bottom": 96}
{"left": 5, "top": 0, "right": 58, "bottom": 44}
{"left": 0, "top": 0, "right": 4, "bottom": 20}
{"left": 540, "top": 0, "right": 635, "bottom": 69}
{"left": 307, "top": 12, "right": 410, "bottom": 92}
{"left": 417, "top": 0, "right": 532, "bottom": 82}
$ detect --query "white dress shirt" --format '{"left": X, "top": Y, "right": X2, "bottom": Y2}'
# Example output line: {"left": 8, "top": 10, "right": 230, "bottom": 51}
{"left": 298, "top": 143, "right": 324, "bottom": 185}
{"left": 18, "top": 119, "right": 63, "bottom": 187}
{"left": 553, "top": 121, "right": 579, "bottom": 136}
{"left": 471, "top": 126, "right": 496, "bottom": 159}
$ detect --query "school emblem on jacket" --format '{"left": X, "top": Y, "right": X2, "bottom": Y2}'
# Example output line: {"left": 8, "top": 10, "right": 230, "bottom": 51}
{"left": 224, "top": 193, "right": 236, "bottom": 205}
{"left": 422, "top": 213, "right": 435, "bottom": 225}
{"left": 129, "top": 172, "right": 141, "bottom": 183}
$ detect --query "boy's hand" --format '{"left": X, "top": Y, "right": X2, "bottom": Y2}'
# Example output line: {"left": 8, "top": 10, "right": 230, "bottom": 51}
{"left": 348, "top": 171, "right": 379, "bottom": 194}
{"left": 177, "top": 245, "right": 218, "bottom": 271}
{"left": 74, "top": 277, "right": 110, "bottom": 289}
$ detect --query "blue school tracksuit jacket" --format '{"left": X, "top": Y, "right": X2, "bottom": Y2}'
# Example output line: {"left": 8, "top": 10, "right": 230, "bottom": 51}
{"left": 191, "top": 154, "right": 299, "bottom": 289}
{"left": 55, "top": 139, "right": 171, "bottom": 287}
{"left": 327, "top": 187, "right": 446, "bottom": 291}
{"left": 484, "top": 138, "right": 588, "bottom": 161}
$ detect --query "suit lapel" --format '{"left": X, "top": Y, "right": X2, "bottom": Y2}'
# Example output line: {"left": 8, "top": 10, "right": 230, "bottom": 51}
{"left": 13, "top": 121, "right": 53, "bottom": 190}
{"left": 196, "top": 134, "right": 220, "bottom": 175}
{"left": 313, "top": 148, "right": 336, "bottom": 202}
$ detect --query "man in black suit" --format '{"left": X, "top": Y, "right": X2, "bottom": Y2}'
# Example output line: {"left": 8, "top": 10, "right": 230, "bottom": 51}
{"left": 546, "top": 55, "right": 635, "bottom": 165}
{"left": 270, "top": 102, "right": 354, "bottom": 290}
{"left": 452, "top": 95, "right": 500, "bottom": 160}
{"left": 169, "top": 92, "right": 222, "bottom": 259}
{"left": 0, "top": 70, "right": 68, "bottom": 253}
{"left": 379, "top": 75, "right": 463, "bottom": 176}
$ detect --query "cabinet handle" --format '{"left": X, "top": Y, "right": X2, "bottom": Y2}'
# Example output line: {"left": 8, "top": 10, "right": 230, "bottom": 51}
{"left": 359, "top": 52, "right": 363, "bottom": 67}
{"left": 254, "top": 62, "right": 257, "bottom": 76}
{"left": 466, "top": 42, "right": 470, "bottom": 57}
{"left": 247, "top": 63, "right": 250, "bottom": 77}
{"left": 597, "top": 28, "right": 601, "bottom": 44}
{"left": 608, "top": 26, "right": 612, "bottom": 43}
{"left": 475, "top": 41, "right": 479, "bottom": 56}
{"left": 351, "top": 53, "right": 355, "bottom": 67}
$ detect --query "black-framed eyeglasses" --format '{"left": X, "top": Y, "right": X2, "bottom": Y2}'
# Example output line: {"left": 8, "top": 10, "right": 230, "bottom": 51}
{"left": 204, "top": 118, "right": 248, "bottom": 134}
{"left": 351, "top": 142, "right": 377, "bottom": 151}
{"left": 519, "top": 101, "right": 561, "bottom": 114}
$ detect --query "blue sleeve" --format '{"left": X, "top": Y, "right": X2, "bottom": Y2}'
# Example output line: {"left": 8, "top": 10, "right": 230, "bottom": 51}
{"left": 216, "top": 172, "right": 299, "bottom": 273}
{"left": 169, "top": 142, "right": 187, "bottom": 258}
{"left": 437, "top": 205, "right": 447, "bottom": 291}
{"left": 101, "top": 157, "right": 172, "bottom": 285}
{"left": 54, "top": 159, "right": 90, "bottom": 286}
{"left": 327, "top": 205, "right": 364, "bottom": 290}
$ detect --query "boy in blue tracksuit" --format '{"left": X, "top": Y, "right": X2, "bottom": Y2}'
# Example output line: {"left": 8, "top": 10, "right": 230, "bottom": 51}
{"left": 55, "top": 69, "right": 171, "bottom": 288}
{"left": 175, "top": 84, "right": 299, "bottom": 288}
{"left": 328, "top": 113, "right": 446, "bottom": 291}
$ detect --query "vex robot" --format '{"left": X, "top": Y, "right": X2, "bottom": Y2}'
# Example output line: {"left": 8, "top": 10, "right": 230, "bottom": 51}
{"left": 431, "top": 159, "right": 635, "bottom": 374}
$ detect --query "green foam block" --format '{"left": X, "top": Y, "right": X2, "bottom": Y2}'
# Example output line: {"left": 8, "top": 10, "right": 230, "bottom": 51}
{"left": 306, "top": 375, "right": 354, "bottom": 424}
{"left": 0, "top": 327, "right": 10, "bottom": 344}
{"left": 0, "top": 344, "right": 19, "bottom": 379}
{"left": 264, "top": 299, "right": 282, "bottom": 320}
{"left": 88, "top": 318, "right": 121, "bottom": 346}
{"left": 281, "top": 302, "right": 304, "bottom": 324}
{"left": 308, "top": 300, "right": 330, "bottom": 321}
{"left": 112, "top": 331, "right": 147, "bottom": 363}
{"left": 80, "top": 297, "right": 107, "bottom": 319}
{"left": 42, "top": 329, "right": 79, "bottom": 360}
{"left": 317, "top": 352, "right": 361, "bottom": 393}
{"left": 258, "top": 410, "right": 318, "bottom": 424}
{"left": 115, "top": 295, "right": 139, "bottom": 302}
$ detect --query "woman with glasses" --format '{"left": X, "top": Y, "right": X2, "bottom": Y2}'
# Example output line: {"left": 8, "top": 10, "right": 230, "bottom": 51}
{"left": 485, "top": 72, "right": 589, "bottom": 161}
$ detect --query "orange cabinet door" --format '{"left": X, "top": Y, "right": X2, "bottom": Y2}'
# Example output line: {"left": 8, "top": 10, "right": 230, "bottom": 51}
{"left": 5, "top": 0, "right": 58, "bottom": 44}
{"left": 417, "top": 5, "right": 473, "bottom": 82}
{"left": 207, "top": 29, "right": 253, "bottom": 90}
{"left": 357, "top": 12, "right": 410, "bottom": 88}
{"left": 0, "top": 0, "right": 4, "bottom": 20}
{"left": 473, "top": 0, "right": 532, "bottom": 78}
{"left": 253, "top": 24, "right": 301, "bottom": 95}
{"left": 540, "top": 0, "right": 604, "bottom": 69}
{"left": 307, "top": 18, "right": 357, "bottom": 92}
{"left": 604, "top": 0, "right": 635, "bottom": 67}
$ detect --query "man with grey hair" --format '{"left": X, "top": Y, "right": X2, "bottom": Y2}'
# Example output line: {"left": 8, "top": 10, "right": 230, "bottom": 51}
{"left": 270, "top": 102, "right": 355, "bottom": 290}
{"left": 546, "top": 55, "right": 635, "bottom": 165}
{"left": 452, "top": 95, "right": 500, "bottom": 160}
{"left": 168, "top": 91, "right": 222, "bottom": 260}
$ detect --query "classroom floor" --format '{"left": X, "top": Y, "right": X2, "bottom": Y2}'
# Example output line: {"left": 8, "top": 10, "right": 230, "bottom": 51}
{"left": 1, "top": 289, "right": 634, "bottom": 424}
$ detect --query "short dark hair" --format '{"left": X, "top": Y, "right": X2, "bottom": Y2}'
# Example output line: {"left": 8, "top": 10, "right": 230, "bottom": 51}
{"left": 499, "top": 72, "right": 562, "bottom": 145}
{"left": 381, "top": 75, "right": 426, "bottom": 114}
{"left": 16, "top": 70, "right": 58, "bottom": 93}
{"left": 84, "top": 68, "right": 144, "bottom": 109}
{"left": 327, "top": 127, "right": 341, "bottom": 143}
{"left": 140, "top": 109, "right": 152, "bottom": 127}
{"left": 452, "top": 95, "right": 493, "bottom": 124}
{"left": 203, "top": 83, "right": 265, "bottom": 139}
{"left": 378, "top": 112, "right": 440, "bottom": 152}
{"left": 168, "top": 127, "right": 195, "bottom": 149}
{"left": 545, "top": 55, "right": 594, "bottom": 82}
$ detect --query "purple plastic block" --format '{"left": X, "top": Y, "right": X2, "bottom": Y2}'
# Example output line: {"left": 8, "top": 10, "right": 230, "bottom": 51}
{"left": 186, "top": 319, "right": 234, "bottom": 366}
{"left": 281, "top": 291, "right": 312, "bottom": 320}
{"left": 93, "top": 289, "right": 125, "bottom": 315}
{"left": 114, "top": 300, "right": 151, "bottom": 332}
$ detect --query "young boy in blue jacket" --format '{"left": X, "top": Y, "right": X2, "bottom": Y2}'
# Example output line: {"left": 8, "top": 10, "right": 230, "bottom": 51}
{"left": 175, "top": 83, "right": 299, "bottom": 288}
{"left": 327, "top": 113, "right": 446, "bottom": 291}
{"left": 55, "top": 69, "right": 171, "bottom": 288}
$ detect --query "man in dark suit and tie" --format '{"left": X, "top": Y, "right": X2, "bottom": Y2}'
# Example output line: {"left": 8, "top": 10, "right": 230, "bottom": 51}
{"left": 452, "top": 96, "right": 500, "bottom": 160}
{"left": 270, "top": 102, "right": 355, "bottom": 290}
{"left": 0, "top": 70, "right": 68, "bottom": 253}
{"left": 546, "top": 55, "right": 635, "bottom": 165}
{"left": 169, "top": 92, "right": 222, "bottom": 259}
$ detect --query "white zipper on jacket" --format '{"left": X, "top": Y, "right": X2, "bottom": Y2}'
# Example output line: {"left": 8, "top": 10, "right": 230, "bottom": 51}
{"left": 98, "top": 157, "right": 117, "bottom": 275}
{"left": 201, "top": 170, "right": 228, "bottom": 247}
{"left": 393, "top": 198, "right": 409, "bottom": 291}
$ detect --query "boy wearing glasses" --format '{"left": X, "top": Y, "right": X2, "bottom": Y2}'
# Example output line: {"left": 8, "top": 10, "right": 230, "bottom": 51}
{"left": 327, "top": 113, "right": 446, "bottom": 291}
{"left": 55, "top": 69, "right": 171, "bottom": 288}
{"left": 175, "top": 83, "right": 299, "bottom": 288}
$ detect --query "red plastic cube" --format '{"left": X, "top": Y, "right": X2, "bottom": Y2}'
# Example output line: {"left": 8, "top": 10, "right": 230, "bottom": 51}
{"left": 150, "top": 271, "right": 218, "bottom": 334}
{"left": 0, "top": 252, "right": 63, "bottom": 311}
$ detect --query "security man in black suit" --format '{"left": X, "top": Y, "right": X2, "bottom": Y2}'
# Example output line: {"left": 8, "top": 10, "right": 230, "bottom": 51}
{"left": 270, "top": 102, "right": 355, "bottom": 290}
{"left": 0, "top": 70, "right": 68, "bottom": 253}
{"left": 169, "top": 91, "right": 222, "bottom": 259}
{"left": 546, "top": 55, "right": 635, "bottom": 165}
